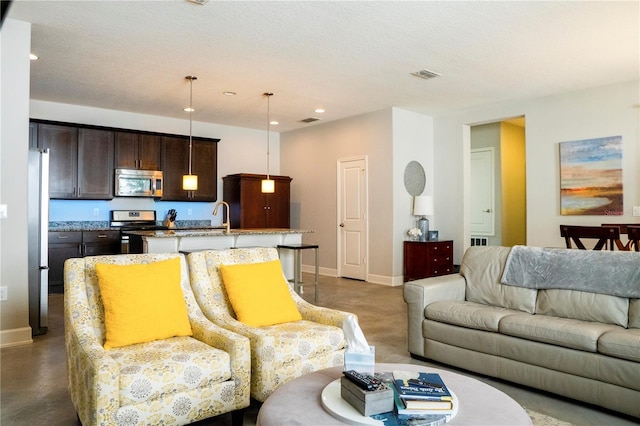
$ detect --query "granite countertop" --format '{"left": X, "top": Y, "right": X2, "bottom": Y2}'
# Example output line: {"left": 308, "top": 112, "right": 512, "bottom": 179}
{"left": 124, "top": 228, "right": 313, "bottom": 238}
{"left": 48, "top": 220, "right": 215, "bottom": 232}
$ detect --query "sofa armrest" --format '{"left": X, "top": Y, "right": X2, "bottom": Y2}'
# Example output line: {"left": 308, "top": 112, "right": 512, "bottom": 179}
{"left": 403, "top": 274, "right": 466, "bottom": 357}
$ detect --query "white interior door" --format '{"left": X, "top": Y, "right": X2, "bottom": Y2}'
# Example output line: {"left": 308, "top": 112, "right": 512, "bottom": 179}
{"left": 338, "top": 157, "right": 367, "bottom": 280}
{"left": 471, "top": 148, "right": 495, "bottom": 236}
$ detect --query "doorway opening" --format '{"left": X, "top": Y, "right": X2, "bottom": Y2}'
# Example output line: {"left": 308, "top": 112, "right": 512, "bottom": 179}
{"left": 470, "top": 117, "right": 526, "bottom": 247}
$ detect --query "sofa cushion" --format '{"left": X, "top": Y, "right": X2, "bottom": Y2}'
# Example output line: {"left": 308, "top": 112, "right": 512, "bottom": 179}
{"left": 499, "top": 313, "right": 621, "bottom": 352}
{"left": 536, "top": 289, "right": 629, "bottom": 328}
{"left": 460, "top": 246, "right": 537, "bottom": 313}
{"left": 629, "top": 299, "right": 640, "bottom": 329}
{"left": 598, "top": 328, "right": 640, "bottom": 362}
{"left": 425, "top": 300, "right": 524, "bottom": 332}
{"left": 108, "top": 336, "right": 231, "bottom": 406}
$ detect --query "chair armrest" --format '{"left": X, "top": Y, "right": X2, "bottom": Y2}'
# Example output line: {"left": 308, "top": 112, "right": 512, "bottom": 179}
{"left": 295, "top": 295, "right": 353, "bottom": 328}
{"left": 403, "top": 274, "right": 466, "bottom": 357}
{"left": 189, "top": 313, "right": 251, "bottom": 405}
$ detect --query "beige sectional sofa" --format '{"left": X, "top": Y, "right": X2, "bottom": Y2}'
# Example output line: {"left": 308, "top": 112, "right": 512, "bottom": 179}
{"left": 404, "top": 245, "right": 640, "bottom": 418}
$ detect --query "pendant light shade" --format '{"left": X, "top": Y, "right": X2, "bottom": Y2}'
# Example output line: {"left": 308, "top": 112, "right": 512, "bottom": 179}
{"left": 261, "top": 92, "right": 275, "bottom": 194}
{"left": 183, "top": 75, "right": 198, "bottom": 191}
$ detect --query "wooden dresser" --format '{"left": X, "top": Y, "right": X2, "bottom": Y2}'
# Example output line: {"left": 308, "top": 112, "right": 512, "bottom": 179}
{"left": 403, "top": 240, "right": 454, "bottom": 282}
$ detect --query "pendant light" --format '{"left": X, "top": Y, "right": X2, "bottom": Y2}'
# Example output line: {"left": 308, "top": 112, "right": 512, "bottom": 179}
{"left": 182, "top": 75, "right": 198, "bottom": 191}
{"left": 261, "top": 92, "right": 275, "bottom": 193}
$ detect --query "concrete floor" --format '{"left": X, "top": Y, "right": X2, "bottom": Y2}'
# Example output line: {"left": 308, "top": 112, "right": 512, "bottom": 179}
{"left": 1, "top": 274, "right": 637, "bottom": 425}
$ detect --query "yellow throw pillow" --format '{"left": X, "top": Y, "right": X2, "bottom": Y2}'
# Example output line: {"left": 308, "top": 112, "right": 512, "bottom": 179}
{"left": 95, "top": 257, "right": 192, "bottom": 349}
{"left": 220, "top": 259, "right": 302, "bottom": 327}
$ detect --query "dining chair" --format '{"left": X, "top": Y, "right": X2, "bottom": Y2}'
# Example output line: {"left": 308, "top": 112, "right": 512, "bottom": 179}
{"left": 559, "top": 225, "right": 620, "bottom": 250}
{"left": 601, "top": 223, "right": 639, "bottom": 251}
{"left": 627, "top": 226, "right": 640, "bottom": 252}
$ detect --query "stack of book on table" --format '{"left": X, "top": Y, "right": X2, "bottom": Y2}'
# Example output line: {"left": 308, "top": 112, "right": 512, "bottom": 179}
{"left": 392, "top": 370, "right": 454, "bottom": 413}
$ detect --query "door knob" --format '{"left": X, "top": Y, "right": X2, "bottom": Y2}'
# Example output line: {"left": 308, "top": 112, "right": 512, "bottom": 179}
{"left": 483, "top": 209, "right": 492, "bottom": 213}
{"left": 339, "top": 223, "right": 345, "bottom": 227}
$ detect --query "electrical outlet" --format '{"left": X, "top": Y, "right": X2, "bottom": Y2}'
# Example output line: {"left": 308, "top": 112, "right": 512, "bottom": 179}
{"left": 633, "top": 206, "right": 640, "bottom": 217}
{"left": 187, "top": 209, "right": 192, "bottom": 216}
{"left": 93, "top": 208, "right": 100, "bottom": 217}
{"left": 0, "top": 286, "right": 7, "bottom": 301}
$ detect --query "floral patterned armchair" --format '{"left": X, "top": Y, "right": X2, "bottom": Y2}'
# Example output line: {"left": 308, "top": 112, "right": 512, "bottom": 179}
{"left": 187, "top": 247, "right": 353, "bottom": 402}
{"left": 64, "top": 253, "right": 250, "bottom": 426}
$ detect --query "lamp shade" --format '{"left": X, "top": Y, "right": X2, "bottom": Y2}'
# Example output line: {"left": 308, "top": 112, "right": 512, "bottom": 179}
{"left": 261, "top": 178, "right": 275, "bottom": 193}
{"left": 413, "top": 195, "right": 434, "bottom": 216}
{"left": 182, "top": 174, "right": 198, "bottom": 191}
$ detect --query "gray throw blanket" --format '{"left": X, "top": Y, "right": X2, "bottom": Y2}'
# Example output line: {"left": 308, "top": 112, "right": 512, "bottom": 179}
{"left": 500, "top": 245, "right": 640, "bottom": 298}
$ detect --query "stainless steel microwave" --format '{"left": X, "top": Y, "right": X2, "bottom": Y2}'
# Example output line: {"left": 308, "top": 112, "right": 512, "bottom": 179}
{"left": 115, "top": 169, "right": 163, "bottom": 198}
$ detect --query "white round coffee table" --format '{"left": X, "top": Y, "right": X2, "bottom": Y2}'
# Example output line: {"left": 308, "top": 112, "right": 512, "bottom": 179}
{"left": 256, "top": 363, "right": 532, "bottom": 426}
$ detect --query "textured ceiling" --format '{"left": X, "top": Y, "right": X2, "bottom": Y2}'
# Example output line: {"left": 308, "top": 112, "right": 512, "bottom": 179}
{"left": 7, "top": 1, "right": 640, "bottom": 133}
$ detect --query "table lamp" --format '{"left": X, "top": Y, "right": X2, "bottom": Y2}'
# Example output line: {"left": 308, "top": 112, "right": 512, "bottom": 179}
{"left": 414, "top": 196, "right": 434, "bottom": 242}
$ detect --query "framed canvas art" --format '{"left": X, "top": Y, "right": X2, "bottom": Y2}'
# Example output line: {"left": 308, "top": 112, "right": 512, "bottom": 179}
{"left": 559, "top": 136, "right": 623, "bottom": 216}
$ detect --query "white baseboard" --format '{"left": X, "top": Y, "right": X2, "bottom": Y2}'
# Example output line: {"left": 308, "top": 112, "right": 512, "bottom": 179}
{"left": 0, "top": 327, "right": 33, "bottom": 348}
{"left": 301, "top": 265, "right": 402, "bottom": 287}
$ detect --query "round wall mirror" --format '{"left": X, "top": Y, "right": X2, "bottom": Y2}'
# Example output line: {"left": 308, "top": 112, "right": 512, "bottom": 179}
{"left": 404, "top": 161, "right": 426, "bottom": 196}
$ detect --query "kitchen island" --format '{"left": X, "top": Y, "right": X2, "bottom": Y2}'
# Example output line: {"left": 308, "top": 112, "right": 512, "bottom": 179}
{"left": 124, "top": 228, "right": 313, "bottom": 279}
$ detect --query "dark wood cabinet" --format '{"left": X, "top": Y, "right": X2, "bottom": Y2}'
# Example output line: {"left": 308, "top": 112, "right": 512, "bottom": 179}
{"left": 223, "top": 173, "right": 292, "bottom": 229}
{"left": 161, "top": 136, "right": 218, "bottom": 201}
{"left": 37, "top": 123, "right": 113, "bottom": 199}
{"left": 48, "top": 231, "right": 82, "bottom": 293}
{"left": 38, "top": 123, "right": 78, "bottom": 198}
{"left": 48, "top": 230, "right": 121, "bottom": 293}
{"left": 77, "top": 128, "right": 114, "bottom": 199}
{"left": 403, "top": 240, "right": 454, "bottom": 282}
{"left": 114, "top": 132, "right": 161, "bottom": 170}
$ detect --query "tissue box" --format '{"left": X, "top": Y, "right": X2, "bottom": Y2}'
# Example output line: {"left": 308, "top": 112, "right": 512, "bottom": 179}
{"left": 344, "top": 345, "right": 375, "bottom": 374}
{"left": 340, "top": 376, "right": 394, "bottom": 416}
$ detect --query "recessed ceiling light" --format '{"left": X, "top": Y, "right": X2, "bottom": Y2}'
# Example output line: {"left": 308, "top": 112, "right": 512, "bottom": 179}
{"left": 187, "top": 0, "right": 208, "bottom": 5}
{"left": 314, "top": 108, "right": 325, "bottom": 113}
{"left": 30, "top": 53, "right": 39, "bottom": 60}
{"left": 270, "top": 121, "right": 279, "bottom": 125}
{"left": 184, "top": 107, "right": 195, "bottom": 112}
{"left": 223, "top": 91, "right": 236, "bottom": 96}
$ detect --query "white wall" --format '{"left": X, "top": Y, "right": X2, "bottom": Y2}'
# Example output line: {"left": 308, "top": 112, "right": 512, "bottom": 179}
{"left": 1, "top": 19, "right": 33, "bottom": 346}
{"left": 281, "top": 107, "right": 433, "bottom": 285}
{"left": 435, "top": 80, "right": 640, "bottom": 263}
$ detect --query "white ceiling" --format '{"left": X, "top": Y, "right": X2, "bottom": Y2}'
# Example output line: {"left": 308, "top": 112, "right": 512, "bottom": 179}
{"left": 7, "top": 1, "right": 640, "bottom": 133}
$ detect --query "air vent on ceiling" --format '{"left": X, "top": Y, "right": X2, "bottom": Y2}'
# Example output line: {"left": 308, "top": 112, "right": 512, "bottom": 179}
{"left": 300, "top": 117, "right": 320, "bottom": 123}
{"left": 411, "top": 69, "right": 441, "bottom": 80}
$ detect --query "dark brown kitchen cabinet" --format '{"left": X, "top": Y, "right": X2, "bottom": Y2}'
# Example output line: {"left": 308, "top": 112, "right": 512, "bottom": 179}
{"left": 77, "top": 128, "right": 114, "bottom": 199}
{"left": 37, "top": 123, "right": 114, "bottom": 199}
{"left": 114, "top": 132, "right": 161, "bottom": 170}
{"left": 403, "top": 240, "right": 454, "bottom": 282}
{"left": 48, "top": 230, "right": 121, "bottom": 293}
{"left": 48, "top": 231, "right": 82, "bottom": 293}
{"left": 82, "top": 230, "right": 121, "bottom": 257}
{"left": 223, "top": 173, "right": 292, "bottom": 229}
{"left": 38, "top": 123, "right": 78, "bottom": 198}
{"left": 161, "top": 136, "right": 218, "bottom": 201}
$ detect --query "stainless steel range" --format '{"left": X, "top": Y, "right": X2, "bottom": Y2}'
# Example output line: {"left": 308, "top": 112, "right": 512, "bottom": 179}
{"left": 110, "top": 210, "right": 168, "bottom": 253}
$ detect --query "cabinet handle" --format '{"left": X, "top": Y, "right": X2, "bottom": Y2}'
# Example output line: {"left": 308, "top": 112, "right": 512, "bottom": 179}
{"left": 57, "top": 236, "right": 68, "bottom": 239}
{"left": 97, "top": 234, "right": 107, "bottom": 238}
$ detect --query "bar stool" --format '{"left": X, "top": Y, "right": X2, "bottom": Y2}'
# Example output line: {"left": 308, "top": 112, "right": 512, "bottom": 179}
{"left": 277, "top": 243, "right": 319, "bottom": 302}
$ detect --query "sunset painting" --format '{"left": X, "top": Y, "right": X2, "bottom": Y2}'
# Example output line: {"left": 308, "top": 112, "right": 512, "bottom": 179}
{"left": 560, "top": 136, "right": 623, "bottom": 216}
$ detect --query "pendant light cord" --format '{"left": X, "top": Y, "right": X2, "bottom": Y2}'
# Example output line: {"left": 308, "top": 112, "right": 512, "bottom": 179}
{"left": 188, "top": 77, "right": 194, "bottom": 175}
{"left": 265, "top": 92, "right": 273, "bottom": 179}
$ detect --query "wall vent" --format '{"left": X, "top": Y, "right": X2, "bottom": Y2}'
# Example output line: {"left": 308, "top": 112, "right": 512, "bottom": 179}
{"left": 471, "top": 237, "right": 488, "bottom": 246}
{"left": 410, "top": 69, "right": 441, "bottom": 80}
{"left": 300, "top": 117, "right": 320, "bottom": 123}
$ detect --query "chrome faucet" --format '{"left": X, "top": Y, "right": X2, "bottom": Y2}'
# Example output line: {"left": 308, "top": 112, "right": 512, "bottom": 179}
{"left": 213, "top": 201, "right": 230, "bottom": 233}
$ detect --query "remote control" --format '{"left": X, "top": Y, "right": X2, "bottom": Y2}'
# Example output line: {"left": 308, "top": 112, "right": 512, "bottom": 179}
{"left": 343, "top": 370, "right": 381, "bottom": 391}
{"left": 407, "top": 378, "right": 444, "bottom": 390}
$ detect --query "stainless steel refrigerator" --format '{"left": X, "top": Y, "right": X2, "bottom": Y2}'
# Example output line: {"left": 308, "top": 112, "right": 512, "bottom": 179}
{"left": 28, "top": 148, "right": 49, "bottom": 336}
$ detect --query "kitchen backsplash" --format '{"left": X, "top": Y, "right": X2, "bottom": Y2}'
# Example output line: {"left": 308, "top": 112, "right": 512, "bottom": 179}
{"left": 49, "top": 199, "right": 221, "bottom": 225}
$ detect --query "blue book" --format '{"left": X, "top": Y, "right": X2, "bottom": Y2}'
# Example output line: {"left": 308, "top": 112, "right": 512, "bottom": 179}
{"left": 392, "top": 370, "right": 453, "bottom": 402}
